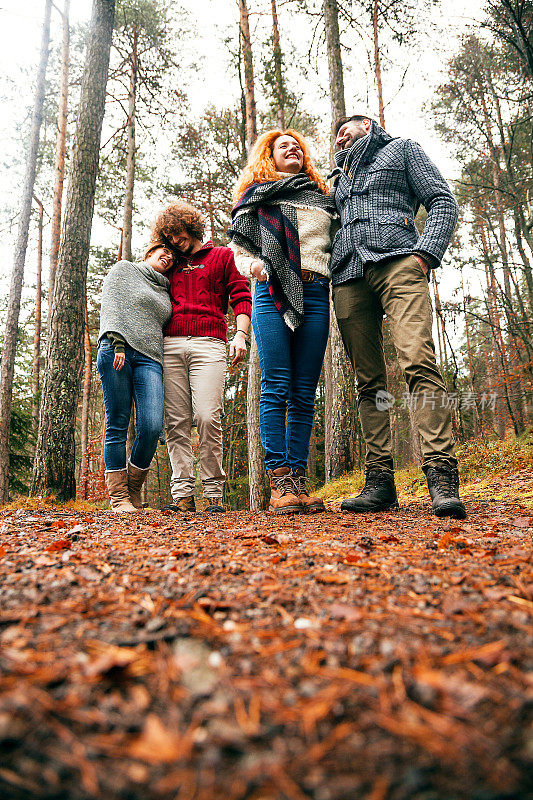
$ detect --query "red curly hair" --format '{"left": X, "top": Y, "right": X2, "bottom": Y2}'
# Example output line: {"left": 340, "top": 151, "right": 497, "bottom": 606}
{"left": 232, "top": 129, "right": 328, "bottom": 203}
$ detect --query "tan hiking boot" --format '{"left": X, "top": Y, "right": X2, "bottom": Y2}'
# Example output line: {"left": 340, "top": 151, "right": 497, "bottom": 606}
{"left": 161, "top": 496, "right": 196, "bottom": 513}
{"left": 105, "top": 469, "right": 137, "bottom": 513}
{"left": 291, "top": 468, "right": 325, "bottom": 513}
{"left": 267, "top": 467, "right": 301, "bottom": 515}
{"left": 127, "top": 461, "right": 149, "bottom": 510}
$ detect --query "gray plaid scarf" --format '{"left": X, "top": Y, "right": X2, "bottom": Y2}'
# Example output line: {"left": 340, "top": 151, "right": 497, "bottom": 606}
{"left": 228, "top": 174, "right": 336, "bottom": 330}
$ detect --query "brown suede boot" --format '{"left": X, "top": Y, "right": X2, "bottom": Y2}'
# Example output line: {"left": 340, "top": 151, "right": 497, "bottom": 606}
{"left": 127, "top": 462, "right": 149, "bottom": 510}
{"left": 291, "top": 468, "right": 325, "bottom": 513}
{"left": 267, "top": 467, "right": 301, "bottom": 515}
{"left": 105, "top": 469, "right": 137, "bottom": 513}
{"left": 161, "top": 496, "right": 196, "bottom": 513}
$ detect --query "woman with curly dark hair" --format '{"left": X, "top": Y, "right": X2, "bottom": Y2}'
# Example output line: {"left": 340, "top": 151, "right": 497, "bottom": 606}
{"left": 152, "top": 201, "right": 252, "bottom": 513}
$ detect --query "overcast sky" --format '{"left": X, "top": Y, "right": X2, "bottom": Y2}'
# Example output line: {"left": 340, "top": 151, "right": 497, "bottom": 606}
{"left": 0, "top": 0, "right": 486, "bottom": 308}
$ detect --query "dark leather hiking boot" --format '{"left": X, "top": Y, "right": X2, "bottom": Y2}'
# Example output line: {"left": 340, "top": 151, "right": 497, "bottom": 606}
{"left": 161, "top": 496, "right": 196, "bottom": 513}
{"left": 204, "top": 498, "right": 225, "bottom": 513}
{"left": 341, "top": 468, "right": 399, "bottom": 513}
{"left": 267, "top": 467, "right": 301, "bottom": 515}
{"left": 291, "top": 468, "right": 325, "bottom": 513}
{"left": 424, "top": 462, "right": 466, "bottom": 519}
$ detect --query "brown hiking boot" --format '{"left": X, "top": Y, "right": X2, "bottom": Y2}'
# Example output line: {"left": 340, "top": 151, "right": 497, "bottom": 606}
{"left": 291, "top": 468, "right": 325, "bottom": 513}
{"left": 105, "top": 469, "right": 137, "bottom": 513}
{"left": 161, "top": 496, "right": 196, "bottom": 513}
{"left": 127, "top": 462, "right": 149, "bottom": 510}
{"left": 267, "top": 467, "right": 301, "bottom": 515}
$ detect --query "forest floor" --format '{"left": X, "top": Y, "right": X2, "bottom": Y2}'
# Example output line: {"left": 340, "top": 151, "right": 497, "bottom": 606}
{"left": 0, "top": 468, "right": 532, "bottom": 800}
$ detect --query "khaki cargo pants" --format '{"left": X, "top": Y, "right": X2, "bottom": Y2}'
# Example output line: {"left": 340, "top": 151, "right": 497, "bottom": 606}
{"left": 163, "top": 336, "right": 227, "bottom": 500}
{"left": 333, "top": 255, "right": 457, "bottom": 472}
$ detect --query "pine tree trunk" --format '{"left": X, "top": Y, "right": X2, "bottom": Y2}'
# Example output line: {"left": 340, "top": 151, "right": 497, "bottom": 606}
{"left": 32, "top": 196, "right": 44, "bottom": 436}
{"left": 372, "top": 0, "right": 386, "bottom": 128}
{"left": 238, "top": 0, "right": 264, "bottom": 509}
{"left": 79, "top": 300, "right": 92, "bottom": 499}
{"left": 322, "top": 0, "right": 357, "bottom": 480}
{"left": 271, "top": 0, "right": 285, "bottom": 129}
{"left": 31, "top": 0, "right": 116, "bottom": 500}
{"left": 238, "top": 0, "right": 257, "bottom": 150}
{"left": 49, "top": 0, "right": 70, "bottom": 309}
{"left": 122, "top": 25, "right": 137, "bottom": 262}
{"left": 0, "top": 0, "right": 52, "bottom": 503}
{"left": 247, "top": 329, "right": 266, "bottom": 510}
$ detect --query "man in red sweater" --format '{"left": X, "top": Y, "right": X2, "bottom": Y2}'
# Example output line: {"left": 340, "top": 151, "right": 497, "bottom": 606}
{"left": 151, "top": 201, "right": 252, "bottom": 513}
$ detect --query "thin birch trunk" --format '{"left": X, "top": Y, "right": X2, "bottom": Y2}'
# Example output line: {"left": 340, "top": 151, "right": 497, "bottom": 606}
{"left": 32, "top": 196, "right": 44, "bottom": 437}
{"left": 238, "top": 0, "right": 257, "bottom": 150}
{"left": 323, "top": 0, "right": 357, "bottom": 480}
{"left": 247, "top": 327, "right": 266, "bottom": 511}
{"left": 271, "top": 0, "right": 285, "bottom": 129}
{"left": 122, "top": 24, "right": 137, "bottom": 262}
{"left": 238, "top": 0, "right": 264, "bottom": 509}
{"left": 49, "top": 0, "right": 70, "bottom": 309}
{"left": 79, "top": 299, "right": 92, "bottom": 499}
{"left": 372, "top": 0, "right": 386, "bottom": 128}
{"left": 0, "top": 0, "right": 52, "bottom": 503}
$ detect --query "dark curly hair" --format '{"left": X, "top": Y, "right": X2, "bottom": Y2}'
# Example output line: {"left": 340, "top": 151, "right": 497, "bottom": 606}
{"left": 152, "top": 201, "right": 205, "bottom": 242}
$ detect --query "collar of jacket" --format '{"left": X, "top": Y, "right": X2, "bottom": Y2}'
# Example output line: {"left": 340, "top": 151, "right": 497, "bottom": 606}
{"left": 334, "top": 121, "right": 395, "bottom": 179}
{"left": 174, "top": 240, "right": 214, "bottom": 269}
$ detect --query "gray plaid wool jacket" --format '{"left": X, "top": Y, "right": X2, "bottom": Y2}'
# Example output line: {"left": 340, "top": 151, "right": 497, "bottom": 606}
{"left": 330, "top": 121, "right": 458, "bottom": 286}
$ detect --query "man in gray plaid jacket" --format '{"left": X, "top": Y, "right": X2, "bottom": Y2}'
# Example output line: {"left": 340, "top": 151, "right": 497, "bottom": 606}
{"left": 330, "top": 114, "right": 466, "bottom": 519}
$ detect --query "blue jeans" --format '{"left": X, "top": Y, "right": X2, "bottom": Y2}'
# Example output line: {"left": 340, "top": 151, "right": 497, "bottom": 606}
{"left": 252, "top": 279, "right": 330, "bottom": 471}
{"left": 97, "top": 338, "right": 164, "bottom": 471}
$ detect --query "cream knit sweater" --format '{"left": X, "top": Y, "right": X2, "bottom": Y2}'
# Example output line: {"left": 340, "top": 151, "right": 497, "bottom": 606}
{"left": 230, "top": 203, "right": 336, "bottom": 280}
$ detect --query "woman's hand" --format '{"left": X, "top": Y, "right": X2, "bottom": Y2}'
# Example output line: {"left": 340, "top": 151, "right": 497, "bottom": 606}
{"left": 113, "top": 352, "right": 125, "bottom": 371}
{"left": 251, "top": 259, "right": 268, "bottom": 282}
{"left": 229, "top": 331, "right": 248, "bottom": 368}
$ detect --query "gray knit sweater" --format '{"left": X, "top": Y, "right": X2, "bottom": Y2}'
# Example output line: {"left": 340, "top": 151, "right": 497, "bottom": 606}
{"left": 98, "top": 260, "right": 172, "bottom": 365}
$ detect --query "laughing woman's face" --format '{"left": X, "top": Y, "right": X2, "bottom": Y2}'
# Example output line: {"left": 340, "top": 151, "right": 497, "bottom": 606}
{"left": 272, "top": 135, "right": 304, "bottom": 174}
{"left": 145, "top": 247, "right": 174, "bottom": 273}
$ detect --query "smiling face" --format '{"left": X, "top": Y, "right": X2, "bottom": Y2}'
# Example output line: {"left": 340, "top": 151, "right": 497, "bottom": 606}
{"left": 335, "top": 118, "right": 372, "bottom": 151}
{"left": 166, "top": 229, "right": 201, "bottom": 256}
{"left": 145, "top": 246, "right": 174, "bottom": 273}
{"left": 271, "top": 134, "right": 304, "bottom": 174}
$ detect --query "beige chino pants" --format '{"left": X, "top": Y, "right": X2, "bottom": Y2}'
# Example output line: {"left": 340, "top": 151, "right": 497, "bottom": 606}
{"left": 333, "top": 255, "right": 457, "bottom": 472}
{"left": 163, "top": 336, "right": 227, "bottom": 500}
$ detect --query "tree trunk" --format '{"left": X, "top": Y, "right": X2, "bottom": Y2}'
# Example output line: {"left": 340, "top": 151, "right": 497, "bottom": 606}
{"left": 372, "top": 0, "right": 386, "bottom": 128}
{"left": 238, "top": 0, "right": 257, "bottom": 150}
{"left": 122, "top": 24, "right": 137, "bottom": 262}
{"left": 238, "top": 1, "right": 264, "bottom": 508}
{"left": 270, "top": 0, "right": 285, "bottom": 129}
{"left": 323, "top": 0, "right": 345, "bottom": 153}
{"left": 324, "top": 310, "right": 356, "bottom": 480}
{"left": 31, "top": 0, "right": 116, "bottom": 500}
{"left": 0, "top": 0, "right": 52, "bottom": 503}
{"left": 322, "top": 0, "right": 357, "bottom": 480}
{"left": 246, "top": 329, "right": 266, "bottom": 510}
{"left": 49, "top": 0, "right": 70, "bottom": 309}
{"left": 79, "top": 300, "right": 92, "bottom": 499}
{"left": 32, "top": 196, "right": 44, "bottom": 437}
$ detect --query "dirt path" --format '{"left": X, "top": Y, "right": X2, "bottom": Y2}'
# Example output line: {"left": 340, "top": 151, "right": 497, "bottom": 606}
{"left": 0, "top": 474, "right": 531, "bottom": 799}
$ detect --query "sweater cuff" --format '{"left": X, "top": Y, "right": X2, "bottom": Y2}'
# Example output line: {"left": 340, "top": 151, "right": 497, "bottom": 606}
{"left": 106, "top": 331, "right": 126, "bottom": 353}
{"left": 232, "top": 301, "right": 252, "bottom": 319}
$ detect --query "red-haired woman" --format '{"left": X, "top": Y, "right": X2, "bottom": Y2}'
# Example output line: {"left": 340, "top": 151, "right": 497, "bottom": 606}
{"left": 228, "top": 130, "right": 337, "bottom": 514}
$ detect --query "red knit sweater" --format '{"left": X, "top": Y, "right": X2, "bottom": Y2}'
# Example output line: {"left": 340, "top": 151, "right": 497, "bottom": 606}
{"left": 164, "top": 242, "right": 252, "bottom": 342}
